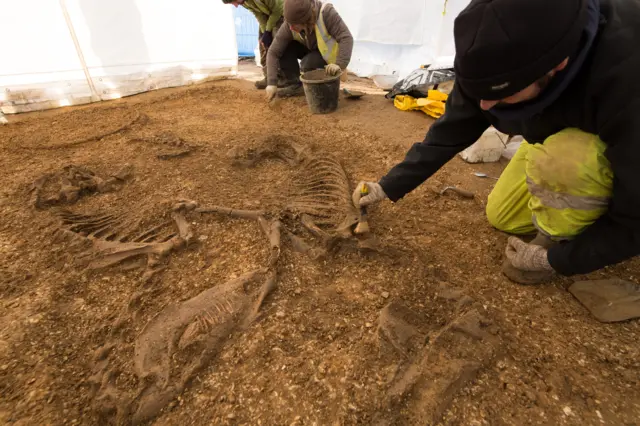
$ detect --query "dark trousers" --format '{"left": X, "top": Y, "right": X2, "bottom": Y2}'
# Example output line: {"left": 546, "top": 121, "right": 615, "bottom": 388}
{"left": 259, "top": 18, "right": 284, "bottom": 79}
{"left": 279, "top": 41, "right": 327, "bottom": 83}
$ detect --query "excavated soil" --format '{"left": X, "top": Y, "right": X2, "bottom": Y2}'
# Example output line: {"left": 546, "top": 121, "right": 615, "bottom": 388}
{"left": 1, "top": 77, "right": 639, "bottom": 426}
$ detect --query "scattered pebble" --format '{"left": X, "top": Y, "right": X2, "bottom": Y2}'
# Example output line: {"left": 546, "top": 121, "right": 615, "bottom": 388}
{"left": 227, "top": 413, "right": 236, "bottom": 419}
{"left": 381, "top": 291, "right": 390, "bottom": 299}
{"left": 365, "top": 322, "right": 373, "bottom": 328}
{"left": 524, "top": 390, "right": 537, "bottom": 402}
{"left": 276, "top": 311, "right": 285, "bottom": 318}
{"left": 563, "top": 406, "right": 573, "bottom": 416}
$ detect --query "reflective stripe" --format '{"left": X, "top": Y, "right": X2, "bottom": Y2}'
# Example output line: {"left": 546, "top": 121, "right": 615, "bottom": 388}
{"left": 315, "top": 3, "right": 339, "bottom": 64}
{"left": 487, "top": 129, "right": 613, "bottom": 239}
{"left": 526, "top": 177, "right": 609, "bottom": 211}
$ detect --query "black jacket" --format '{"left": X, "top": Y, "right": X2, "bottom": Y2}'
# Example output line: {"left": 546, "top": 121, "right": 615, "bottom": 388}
{"left": 378, "top": 0, "right": 640, "bottom": 276}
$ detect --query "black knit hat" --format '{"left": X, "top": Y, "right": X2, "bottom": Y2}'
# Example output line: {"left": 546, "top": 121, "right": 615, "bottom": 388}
{"left": 454, "top": 0, "right": 588, "bottom": 101}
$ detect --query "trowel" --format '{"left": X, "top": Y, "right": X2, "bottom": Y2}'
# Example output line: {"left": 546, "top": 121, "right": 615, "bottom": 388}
{"left": 354, "top": 185, "right": 370, "bottom": 235}
{"left": 343, "top": 88, "right": 365, "bottom": 100}
{"left": 353, "top": 184, "right": 382, "bottom": 251}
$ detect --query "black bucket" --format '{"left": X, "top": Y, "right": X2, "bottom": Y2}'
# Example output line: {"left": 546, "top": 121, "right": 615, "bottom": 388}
{"left": 300, "top": 69, "right": 342, "bottom": 114}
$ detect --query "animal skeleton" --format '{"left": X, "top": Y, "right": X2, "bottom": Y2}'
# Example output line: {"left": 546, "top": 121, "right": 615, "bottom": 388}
{"left": 68, "top": 140, "right": 366, "bottom": 424}
{"left": 31, "top": 164, "right": 133, "bottom": 209}
{"left": 228, "top": 139, "right": 360, "bottom": 247}
{"left": 56, "top": 201, "right": 195, "bottom": 281}
{"left": 131, "top": 269, "right": 277, "bottom": 425}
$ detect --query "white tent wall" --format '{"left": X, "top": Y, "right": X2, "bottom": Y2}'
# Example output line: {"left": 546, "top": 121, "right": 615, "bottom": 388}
{"left": 0, "top": 1, "right": 93, "bottom": 113}
{"left": 331, "top": 0, "right": 470, "bottom": 79}
{"left": 63, "top": 0, "right": 238, "bottom": 101}
{"left": 0, "top": 0, "right": 470, "bottom": 118}
{"left": 0, "top": 0, "right": 238, "bottom": 115}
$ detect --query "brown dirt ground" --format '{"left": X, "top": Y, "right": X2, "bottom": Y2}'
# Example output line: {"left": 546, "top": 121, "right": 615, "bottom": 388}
{"left": 1, "top": 75, "right": 639, "bottom": 426}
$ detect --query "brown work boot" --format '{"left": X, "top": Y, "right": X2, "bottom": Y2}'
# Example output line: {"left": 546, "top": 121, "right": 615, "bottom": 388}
{"left": 255, "top": 77, "right": 294, "bottom": 90}
{"left": 255, "top": 78, "right": 268, "bottom": 90}
{"left": 277, "top": 82, "right": 305, "bottom": 98}
{"left": 502, "top": 232, "right": 555, "bottom": 285}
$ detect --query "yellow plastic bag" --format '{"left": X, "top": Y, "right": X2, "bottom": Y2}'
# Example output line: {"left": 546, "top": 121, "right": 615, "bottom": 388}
{"left": 394, "top": 90, "right": 448, "bottom": 118}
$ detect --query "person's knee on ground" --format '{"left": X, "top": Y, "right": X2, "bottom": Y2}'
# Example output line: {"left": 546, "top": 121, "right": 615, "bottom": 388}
{"left": 485, "top": 129, "right": 612, "bottom": 239}
{"left": 300, "top": 50, "right": 327, "bottom": 73}
{"left": 278, "top": 41, "right": 306, "bottom": 84}
{"left": 526, "top": 128, "right": 613, "bottom": 239}
{"left": 276, "top": 44, "right": 307, "bottom": 97}
{"left": 486, "top": 195, "right": 518, "bottom": 232}
{"left": 485, "top": 142, "right": 536, "bottom": 235}
{"left": 497, "top": 129, "right": 613, "bottom": 284}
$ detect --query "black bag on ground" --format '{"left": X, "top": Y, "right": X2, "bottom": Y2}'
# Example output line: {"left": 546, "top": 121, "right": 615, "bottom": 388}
{"left": 385, "top": 68, "right": 455, "bottom": 99}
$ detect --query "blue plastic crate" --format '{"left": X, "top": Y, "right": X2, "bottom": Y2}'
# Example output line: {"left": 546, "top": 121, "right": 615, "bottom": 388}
{"left": 233, "top": 6, "right": 259, "bottom": 57}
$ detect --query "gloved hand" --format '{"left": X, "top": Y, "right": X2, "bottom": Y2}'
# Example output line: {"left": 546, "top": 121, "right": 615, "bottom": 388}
{"left": 352, "top": 181, "right": 388, "bottom": 207}
{"left": 260, "top": 31, "right": 273, "bottom": 48}
{"left": 505, "top": 237, "right": 553, "bottom": 272}
{"left": 266, "top": 85, "right": 277, "bottom": 102}
{"left": 325, "top": 64, "right": 342, "bottom": 76}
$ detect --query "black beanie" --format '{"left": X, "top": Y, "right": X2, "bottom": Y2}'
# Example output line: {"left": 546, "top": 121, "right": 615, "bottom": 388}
{"left": 454, "top": 0, "right": 588, "bottom": 101}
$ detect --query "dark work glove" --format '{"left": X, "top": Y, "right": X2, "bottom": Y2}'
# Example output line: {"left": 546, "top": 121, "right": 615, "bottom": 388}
{"left": 260, "top": 31, "right": 273, "bottom": 48}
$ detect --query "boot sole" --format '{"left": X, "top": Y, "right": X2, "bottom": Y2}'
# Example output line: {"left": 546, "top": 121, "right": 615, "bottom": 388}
{"left": 255, "top": 82, "right": 291, "bottom": 90}
{"left": 501, "top": 259, "right": 554, "bottom": 285}
{"left": 278, "top": 86, "right": 305, "bottom": 98}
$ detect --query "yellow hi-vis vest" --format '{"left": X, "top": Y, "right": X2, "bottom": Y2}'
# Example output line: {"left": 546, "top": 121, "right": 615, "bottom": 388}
{"left": 292, "top": 3, "right": 339, "bottom": 64}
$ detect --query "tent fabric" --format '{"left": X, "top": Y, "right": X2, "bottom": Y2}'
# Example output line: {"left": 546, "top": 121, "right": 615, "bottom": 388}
{"left": 0, "top": 0, "right": 238, "bottom": 114}
{"left": 0, "top": 0, "right": 468, "bottom": 115}
{"left": 330, "top": 0, "right": 469, "bottom": 79}
{"left": 234, "top": 6, "right": 261, "bottom": 57}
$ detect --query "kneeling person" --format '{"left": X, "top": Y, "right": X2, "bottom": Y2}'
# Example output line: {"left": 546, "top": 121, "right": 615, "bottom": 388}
{"left": 222, "top": 0, "right": 284, "bottom": 90}
{"left": 265, "top": 0, "right": 353, "bottom": 101}
{"left": 353, "top": 0, "right": 640, "bottom": 284}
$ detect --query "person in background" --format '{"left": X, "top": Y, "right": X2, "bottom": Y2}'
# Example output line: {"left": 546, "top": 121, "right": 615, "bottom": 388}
{"left": 222, "top": 0, "right": 284, "bottom": 89}
{"left": 353, "top": 0, "right": 640, "bottom": 285}
{"left": 265, "top": 0, "right": 353, "bottom": 101}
